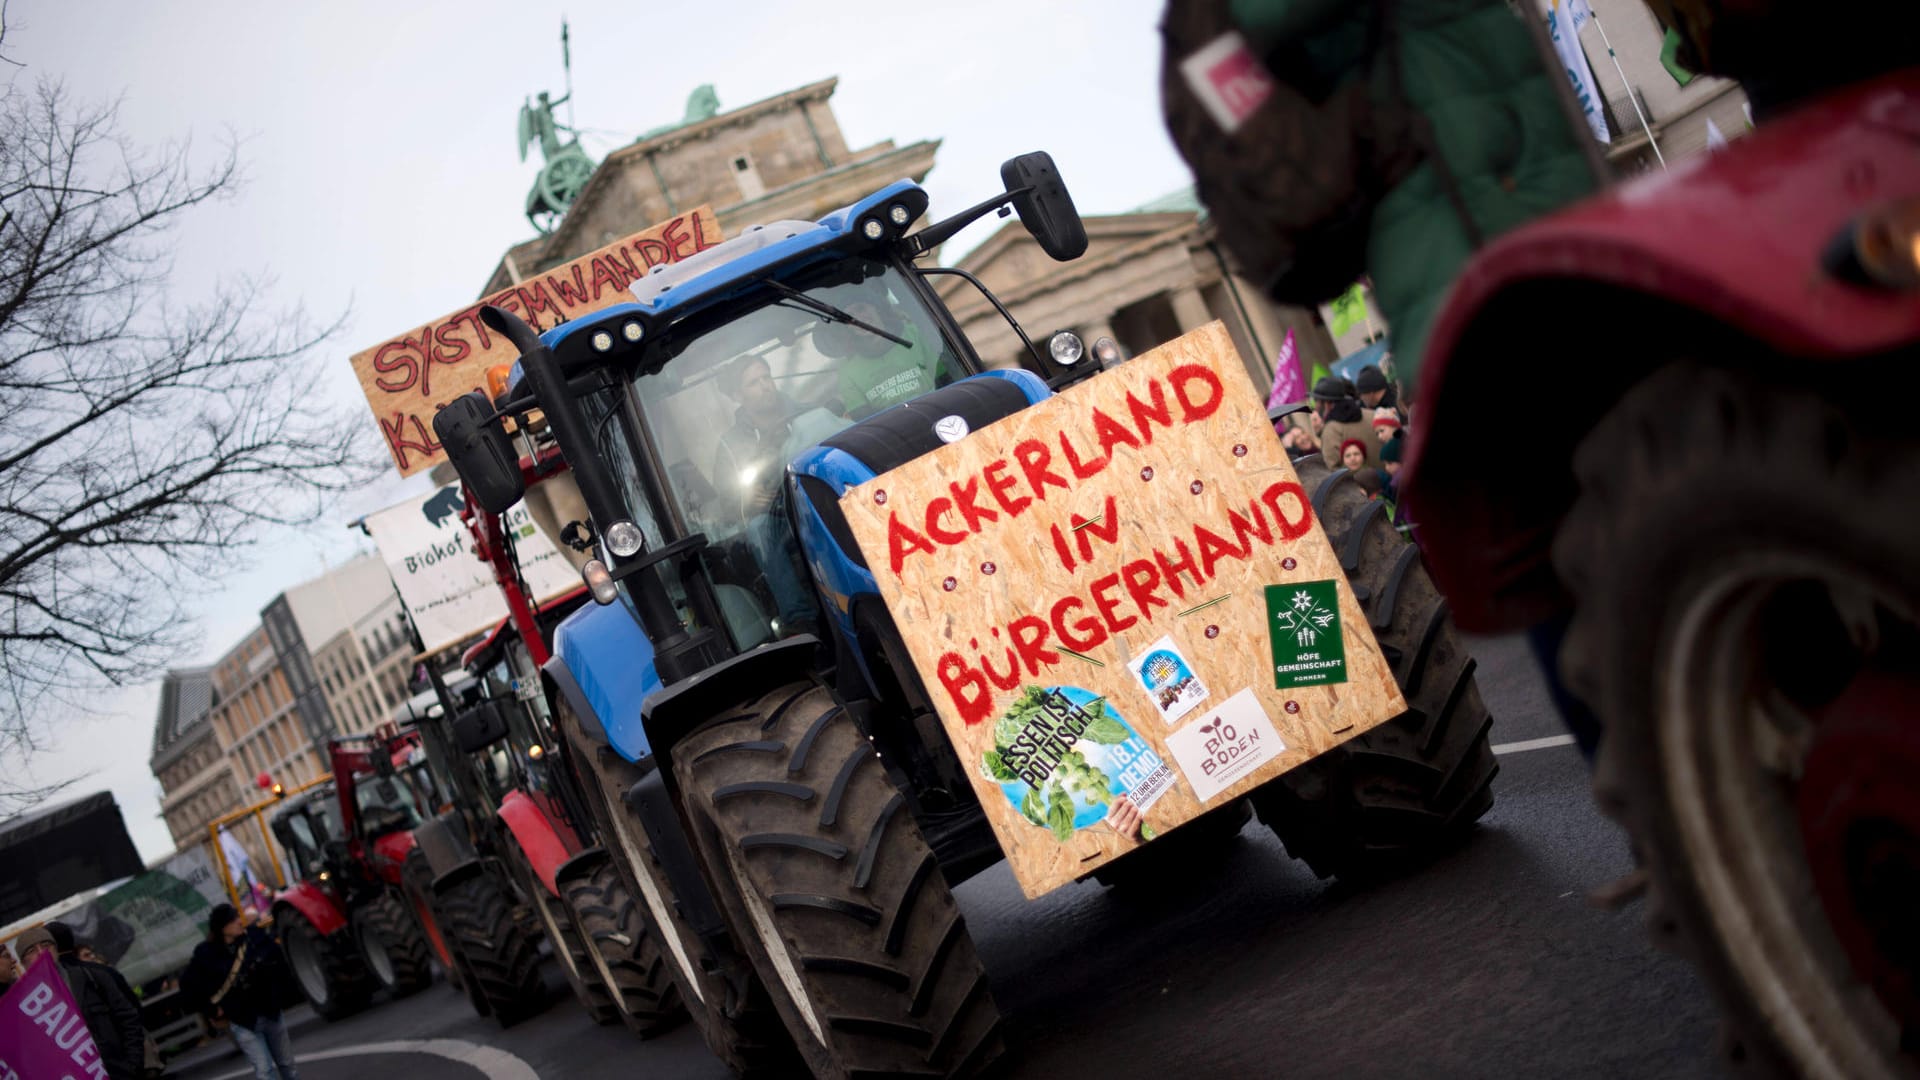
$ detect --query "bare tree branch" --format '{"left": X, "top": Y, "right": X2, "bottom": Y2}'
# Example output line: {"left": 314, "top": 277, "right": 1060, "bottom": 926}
{"left": 0, "top": 77, "right": 380, "bottom": 807}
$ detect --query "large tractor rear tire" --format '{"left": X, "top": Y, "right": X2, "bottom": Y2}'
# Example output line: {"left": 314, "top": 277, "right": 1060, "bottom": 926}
{"left": 437, "top": 866, "right": 549, "bottom": 1028}
{"left": 357, "top": 891, "right": 434, "bottom": 998}
{"left": 561, "top": 856, "right": 687, "bottom": 1038}
{"left": 1250, "top": 454, "right": 1498, "bottom": 881}
{"left": 1553, "top": 362, "right": 1920, "bottom": 1078}
{"left": 277, "top": 907, "right": 372, "bottom": 1021}
{"left": 554, "top": 690, "right": 801, "bottom": 1078}
{"left": 674, "top": 683, "right": 1003, "bottom": 1080}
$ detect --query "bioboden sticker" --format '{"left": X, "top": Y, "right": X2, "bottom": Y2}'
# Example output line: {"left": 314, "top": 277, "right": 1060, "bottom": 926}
{"left": 1165, "top": 688, "right": 1286, "bottom": 804}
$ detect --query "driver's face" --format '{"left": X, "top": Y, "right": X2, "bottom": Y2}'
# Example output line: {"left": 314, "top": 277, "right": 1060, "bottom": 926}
{"left": 844, "top": 301, "right": 894, "bottom": 356}
{"left": 737, "top": 360, "right": 778, "bottom": 412}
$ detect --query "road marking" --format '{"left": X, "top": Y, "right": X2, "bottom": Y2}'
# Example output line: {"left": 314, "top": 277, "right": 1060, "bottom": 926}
{"left": 1491, "top": 734, "right": 1578, "bottom": 755}
{"left": 201, "top": 1037, "right": 539, "bottom": 1080}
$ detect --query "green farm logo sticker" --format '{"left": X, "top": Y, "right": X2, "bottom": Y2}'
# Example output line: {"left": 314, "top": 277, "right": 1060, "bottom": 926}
{"left": 1264, "top": 580, "right": 1349, "bottom": 689}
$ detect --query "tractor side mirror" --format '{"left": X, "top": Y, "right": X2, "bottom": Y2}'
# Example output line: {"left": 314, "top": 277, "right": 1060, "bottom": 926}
{"left": 1001, "top": 152, "right": 1087, "bottom": 262}
{"left": 451, "top": 700, "right": 511, "bottom": 755}
{"left": 432, "top": 392, "right": 524, "bottom": 514}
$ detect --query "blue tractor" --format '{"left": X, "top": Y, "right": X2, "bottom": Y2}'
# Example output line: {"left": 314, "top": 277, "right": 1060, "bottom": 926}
{"left": 435, "top": 154, "right": 1498, "bottom": 1078}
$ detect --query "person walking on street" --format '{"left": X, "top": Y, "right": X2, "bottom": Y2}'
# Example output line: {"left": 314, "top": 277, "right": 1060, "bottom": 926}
{"left": 182, "top": 905, "right": 301, "bottom": 1080}
{"left": 0, "top": 941, "right": 19, "bottom": 991}
{"left": 16, "top": 925, "right": 147, "bottom": 1080}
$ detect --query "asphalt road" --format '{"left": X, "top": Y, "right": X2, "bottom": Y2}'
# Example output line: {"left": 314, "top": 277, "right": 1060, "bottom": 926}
{"left": 170, "top": 633, "right": 1726, "bottom": 1080}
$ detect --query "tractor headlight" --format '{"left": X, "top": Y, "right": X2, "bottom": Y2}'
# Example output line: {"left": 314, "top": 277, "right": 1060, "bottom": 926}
{"left": 1049, "top": 330, "right": 1085, "bottom": 366}
{"left": 590, "top": 329, "right": 615, "bottom": 353}
{"left": 604, "top": 520, "right": 644, "bottom": 557}
{"left": 1092, "top": 336, "right": 1122, "bottom": 366}
{"left": 861, "top": 217, "right": 887, "bottom": 242}
{"left": 621, "top": 319, "right": 644, "bottom": 343}
{"left": 1844, "top": 196, "right": 1920, "bottom": 289}
{"left": 582, "top": 559, "right": 619, "bottom": 605}
{"left": 887, "top": 202, "right": 913, "bottom": 227}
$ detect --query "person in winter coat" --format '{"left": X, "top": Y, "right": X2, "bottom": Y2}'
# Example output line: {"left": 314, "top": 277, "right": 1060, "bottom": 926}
{"left": 182, "top": 905, "right": 301, "bottom": 1080}
{"left": 1312, "top": 376, "right": 1378, "bottom": 470}
{"left": 15, "top": 925, "right": 146, "bottom": 1080}
{"left": 1355, "top": 365, "right": 1402, "bottom": 416}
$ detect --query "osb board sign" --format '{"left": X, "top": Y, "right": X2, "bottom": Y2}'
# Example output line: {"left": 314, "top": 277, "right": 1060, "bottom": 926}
{"left": 350, "top": 206, "right": 722, "bottom": 476}
{"left": 840, "top": 322, "right": 1405, "bottom": 898}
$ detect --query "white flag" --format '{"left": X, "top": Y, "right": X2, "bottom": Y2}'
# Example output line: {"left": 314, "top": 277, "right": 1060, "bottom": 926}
{"left": 219, "top": 826, "right": 253, "bottom": 896}
{"left": 1706, "top": 118, "right": 1729, "bottom": 152}
{"left": 1549, "top": 0, "right": 1611, "bottom": 144}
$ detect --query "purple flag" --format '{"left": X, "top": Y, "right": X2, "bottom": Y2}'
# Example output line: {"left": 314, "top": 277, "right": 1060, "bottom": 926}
{"left": 0, "top": 950, "right": 109, "bottom": 1079}
{"left": 1266, "top": 329, "right": 1304, "bottom": 409}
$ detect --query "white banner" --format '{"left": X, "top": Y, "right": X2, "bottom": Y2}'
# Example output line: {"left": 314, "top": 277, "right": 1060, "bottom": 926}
{"left": 365, "top": 483, "right": 579, "bottom": 655}
{"left": 1549, "top": 0, "right": 1610, "bottom": 144}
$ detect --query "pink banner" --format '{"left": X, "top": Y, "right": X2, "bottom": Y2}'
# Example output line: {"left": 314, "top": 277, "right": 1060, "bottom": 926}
{"left": 1266, "top": 329, "right": 1304, "bottom": 409}
{"left": 0, "top": 951, "right": 108, "bottom": 1079}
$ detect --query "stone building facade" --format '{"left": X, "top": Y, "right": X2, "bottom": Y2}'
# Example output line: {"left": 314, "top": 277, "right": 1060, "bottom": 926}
{"left": 151, "top": 668, "right": 237, "bottom": 853}
{"left": 150, "top": 555, "right": 419, "bottom": 859}
{"left": 937, "top": 193, "right": 1343, "bottom": 394}
{"left": 209, "top": 627, "right": 317, "bottom": 792}
{"left": 484, "top": 78, "right": 938, "bottom": 293}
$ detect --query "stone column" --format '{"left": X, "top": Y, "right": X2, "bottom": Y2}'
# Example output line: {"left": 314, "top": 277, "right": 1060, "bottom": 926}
{"left": 1167, "top": 286, "right": 1214, "bottom": 334}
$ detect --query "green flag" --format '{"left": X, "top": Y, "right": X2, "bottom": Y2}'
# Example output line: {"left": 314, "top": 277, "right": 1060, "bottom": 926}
{"left": 1328, "top": 284, "right": 1368, "bottom": 337}
{"left": 1660, "top": 28, "right": 1694, "bottom": 87}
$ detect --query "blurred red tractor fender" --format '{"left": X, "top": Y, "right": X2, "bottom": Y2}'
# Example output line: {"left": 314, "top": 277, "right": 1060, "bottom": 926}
{"left": 1404, "top": 70, "right": 1920, "bottom": 633}
{"left": 276, "top": 880, "right": 348, "bottom": 937}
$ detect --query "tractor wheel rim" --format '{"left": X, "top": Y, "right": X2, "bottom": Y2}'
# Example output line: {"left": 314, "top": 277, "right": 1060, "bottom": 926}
{"left": 1660, "top": 550, "right": 1916, "bottom": 1078}
{"left": 359, "top": 921, "right": 397, "bottom": 988}
{"left": 287, "top": 927, "right": 329, "bottom": 1006}
{"left": 601, "top": 787, "right": 703, "bottom": 1005}
{"left": 722, "top": 831, "right": 827, "bottom": 1048}
{"left": 572, "top": 905, "right": 631, "bottom": 1016}
{"left": 533, "top": 892, "right": 586, "bottom": 983}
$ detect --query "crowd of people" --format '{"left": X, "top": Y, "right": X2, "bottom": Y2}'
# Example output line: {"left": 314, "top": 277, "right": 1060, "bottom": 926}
{"left": 1276, "top": 362, "right": 1408, "bottom": 516}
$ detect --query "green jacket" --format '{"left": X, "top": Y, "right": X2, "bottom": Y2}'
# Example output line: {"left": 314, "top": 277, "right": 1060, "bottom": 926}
{"left": 1171, "top": 0, "right": 1598, "bottom": 392}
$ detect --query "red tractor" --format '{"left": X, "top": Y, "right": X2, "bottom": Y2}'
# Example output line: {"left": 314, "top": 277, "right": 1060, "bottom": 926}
{"left": 1162, "top": 1, "right": 1919, "bottom": 1075}
{"left": 267, "top": 727, "right": 448, "bottom": 1019}
{"left": 398, "top": 459, "right": 682, "bottom": 1036}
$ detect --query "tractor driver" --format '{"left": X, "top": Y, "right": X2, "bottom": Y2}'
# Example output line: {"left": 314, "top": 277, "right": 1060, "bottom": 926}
{"left": 711, "top": 354, "right": 847, "bottom": 638}
{"left": 828, "top": 298, "right": 942, "bottom": 418}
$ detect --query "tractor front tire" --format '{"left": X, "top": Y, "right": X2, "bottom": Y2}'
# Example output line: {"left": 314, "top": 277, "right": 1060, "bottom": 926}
{"left": 277, "top": 907, "right": 371, "bottom": 1022}
{"left": 561, "top": 856, "right": 687, "bottom": 1038}
{"left": 674, "top": 683, "right": 1003, "bottom": 1080}
{"left": 437, "top": 866, "right": 549, "bottom": 1028}
{"left": 1554, "top": 362, "right": 1920, "bottom": 1077}
{"left": 358, "top": 891, "right": 434, "bottom": 998}
{"left": 1251, "top": 455, "right": 1498, "bottom": 881}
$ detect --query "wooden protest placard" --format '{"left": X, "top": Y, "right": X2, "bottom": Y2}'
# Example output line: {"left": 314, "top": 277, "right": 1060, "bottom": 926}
{"left": 350, "top": 207, "right": 722, "bottom": 476}
{"left": 839, "top": 322, "right": 1406, "bottom": 898}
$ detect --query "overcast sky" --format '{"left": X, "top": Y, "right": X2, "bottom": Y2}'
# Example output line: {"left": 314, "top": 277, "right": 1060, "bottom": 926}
{"left": 7, "top": 0, "right": 1196, "bottom": 861}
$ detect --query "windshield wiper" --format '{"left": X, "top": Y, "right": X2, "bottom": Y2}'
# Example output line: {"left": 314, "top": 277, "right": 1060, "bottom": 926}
{"left": 760, "top": 277, "right": 910, "bottom": 348}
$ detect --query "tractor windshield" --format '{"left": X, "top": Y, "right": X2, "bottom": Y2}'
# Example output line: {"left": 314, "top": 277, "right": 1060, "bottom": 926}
{"left": 620, "top": 256, "right": 963, "bottom": 643}
{"left": 354, "top": 771, "right": 423, "bottom": 837}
